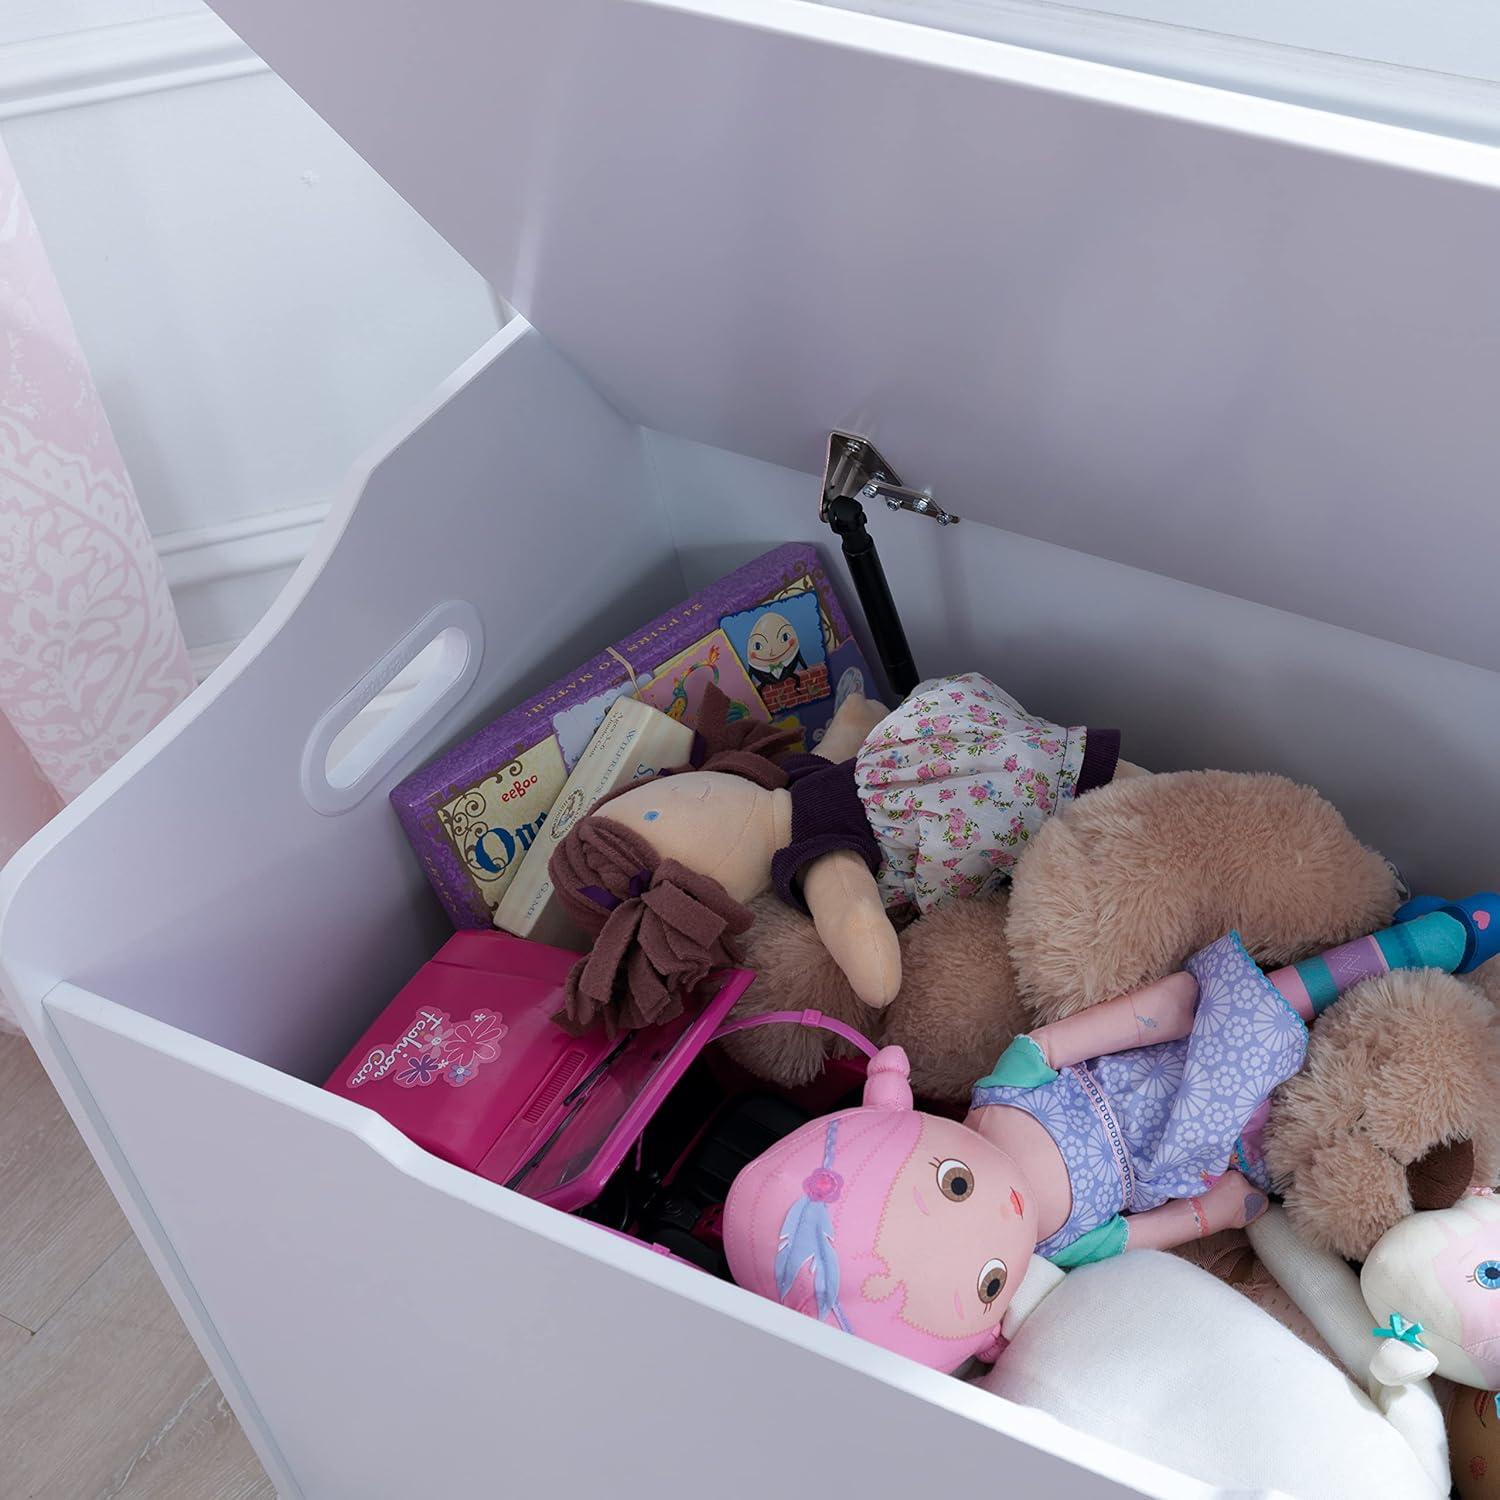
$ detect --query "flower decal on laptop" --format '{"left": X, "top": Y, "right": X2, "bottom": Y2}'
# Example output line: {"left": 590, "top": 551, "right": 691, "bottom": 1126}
{"left": 396, "top": 1052, "right": 443, "bottom": 1087}
{"left": 348, "top": 1005, "right": 509, "bottom": 1090}
{"left": 440, "top": 1010, "right": 509, "bottom": 1073}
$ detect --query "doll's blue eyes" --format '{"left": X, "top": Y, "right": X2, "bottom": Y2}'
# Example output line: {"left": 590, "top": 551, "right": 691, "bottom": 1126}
{"left": 1474, "top": 1259, "right": 1500, "bottom": 1289}
{"left": 643, "top": 810, "right": 660, "bottom": 822}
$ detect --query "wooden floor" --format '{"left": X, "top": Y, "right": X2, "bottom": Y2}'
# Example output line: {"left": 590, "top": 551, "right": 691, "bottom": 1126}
{"left": 0, "top": 1029, "right": 272, "bottom": 1499}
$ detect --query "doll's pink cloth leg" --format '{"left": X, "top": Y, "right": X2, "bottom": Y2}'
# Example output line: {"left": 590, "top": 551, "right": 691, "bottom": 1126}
{"left": 1030, "top": 970, "right": 1201, "bottom": 1069}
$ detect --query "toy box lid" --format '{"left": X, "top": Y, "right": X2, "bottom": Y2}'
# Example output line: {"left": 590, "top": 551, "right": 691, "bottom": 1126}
{"left": 203, "top": 0, "right": 1500, "bottom": 672}
{"left": 325, "top": 930, "right": 755, "bottom": 1210}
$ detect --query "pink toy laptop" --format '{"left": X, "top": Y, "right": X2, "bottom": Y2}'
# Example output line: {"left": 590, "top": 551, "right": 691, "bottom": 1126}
{"left": 324, "top": 930, "right": 755, "bottom": 1212}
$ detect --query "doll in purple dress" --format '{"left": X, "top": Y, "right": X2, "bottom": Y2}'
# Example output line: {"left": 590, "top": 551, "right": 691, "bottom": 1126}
{"left": 724, "top": 899, "right": 1496, "bottom": 1372}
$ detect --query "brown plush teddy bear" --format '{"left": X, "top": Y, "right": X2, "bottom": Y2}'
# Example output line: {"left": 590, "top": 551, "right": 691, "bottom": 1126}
{"left": 720, "top": 767, "right": 1500, "bottom": 1256}
{"left": 1265, "top": 961, "right": 1500, "bottom": 1257}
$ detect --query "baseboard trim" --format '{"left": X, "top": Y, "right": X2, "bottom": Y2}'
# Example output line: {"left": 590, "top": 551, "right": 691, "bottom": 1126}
{"left": 156, "top": 501, "right": 330, "bottom": 592}
{"left": 158, "top": 503, "right": 329, "bottom": 677}
{"left": 0, "top": 12, "right": 265, "bottom": 122}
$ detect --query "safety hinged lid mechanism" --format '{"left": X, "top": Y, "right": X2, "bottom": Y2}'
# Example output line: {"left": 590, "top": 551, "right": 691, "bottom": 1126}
{"left": 208, "top": 0, "right": 1500, "bottom": 672}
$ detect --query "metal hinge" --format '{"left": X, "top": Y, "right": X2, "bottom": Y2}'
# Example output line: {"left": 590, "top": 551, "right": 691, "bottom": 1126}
{"left": 820, "top": 431, "right": 959, "bottom": 528}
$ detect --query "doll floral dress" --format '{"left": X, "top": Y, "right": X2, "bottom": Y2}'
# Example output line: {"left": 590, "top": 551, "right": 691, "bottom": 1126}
{"left": 769, "top": 673, "right": 1119, "bottom": 920}
{"left": 854, "top": 674, "right": 1118, "bottom": 914}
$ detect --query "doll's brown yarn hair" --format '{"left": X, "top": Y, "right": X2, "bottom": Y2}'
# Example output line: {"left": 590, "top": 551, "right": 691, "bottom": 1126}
{"left": 674, "top": 682, "right": 801, "bottom": 787}
{"left": 549, "top": 684, "right": 801, "bottom": 1032}
{"left": 551, "top": 818, "right": 754, "bottom": 1033}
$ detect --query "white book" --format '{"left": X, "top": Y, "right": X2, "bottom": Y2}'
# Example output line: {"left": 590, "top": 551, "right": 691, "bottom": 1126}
{"left": 493, "top": 697, "right": 694, "bottom": 949}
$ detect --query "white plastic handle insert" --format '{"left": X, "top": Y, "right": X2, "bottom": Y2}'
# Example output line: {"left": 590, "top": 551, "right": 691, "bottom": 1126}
{"left": 301, "top": 599, "right": 483, "bottom": 815}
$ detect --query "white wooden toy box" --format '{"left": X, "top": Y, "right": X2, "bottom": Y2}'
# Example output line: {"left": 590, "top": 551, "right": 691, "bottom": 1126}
{"left": 4, "top": 2, "right": 1499, "bottom": 1495}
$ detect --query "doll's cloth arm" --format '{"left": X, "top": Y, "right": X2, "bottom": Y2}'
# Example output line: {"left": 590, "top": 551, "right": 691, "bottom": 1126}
{"left": 1244, "top": 1206, "right": 1388, "bottom": 1382}
{"left": 1041, "top": 1175, "right": 1266, "bottom": 1270}
{"left": 813, "top": 694, "right": 889, "bottom": 762}
{"left": 1029, "top": 971, "right": 1201, "bottom": 1069}
{"left": 802, "top": 849, "right": 902, "bottom": 1007}
{"left": 770, "top": 757, "right": 899, "bottom": 1006}
{"left": 769, "top": 758, "right": 882, "bottom": 915}
{"left": 1119, "top": 1172, "right": 1268, "bottom": 1253}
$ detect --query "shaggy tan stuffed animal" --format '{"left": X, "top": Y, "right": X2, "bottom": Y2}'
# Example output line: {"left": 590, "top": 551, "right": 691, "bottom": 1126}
{"left": 721, "top": 768, "right": 1500, "bottom": 1256}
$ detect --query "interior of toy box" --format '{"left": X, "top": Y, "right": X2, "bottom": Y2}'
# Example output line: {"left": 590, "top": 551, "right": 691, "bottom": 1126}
{"left": 216, "top": 417, "right": 1481, "bottom": 1285}
{"left": 63, "top": 411, "right": 1489, "bottom": 1092}
{"left": 17, "top": 313, "right": 1488, "bottom": 1300}
{"left": 144, "top": 419, "right": 1085, "bottom": 1263}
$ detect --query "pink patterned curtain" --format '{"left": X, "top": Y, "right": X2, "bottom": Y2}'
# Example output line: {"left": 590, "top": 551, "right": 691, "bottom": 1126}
{"left": 2, "top": 137, "right": 195, "bottom": 1025}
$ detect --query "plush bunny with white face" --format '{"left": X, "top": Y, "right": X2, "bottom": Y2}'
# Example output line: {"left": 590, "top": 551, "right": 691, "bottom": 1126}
{"left": 1361, "top": 1192, "right": 1500, "bottom": 1389}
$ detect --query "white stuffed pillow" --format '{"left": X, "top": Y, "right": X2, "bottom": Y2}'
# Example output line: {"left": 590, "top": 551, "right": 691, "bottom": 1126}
{"left": 974, "top": 1250, "right": 1444, "bottom": 1500}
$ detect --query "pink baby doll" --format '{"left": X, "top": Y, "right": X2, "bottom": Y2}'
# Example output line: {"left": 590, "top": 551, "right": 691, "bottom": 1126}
{"left": 724, "top": 1044, "right": 1045, "bottom": 1371}
{"left": 724, "top": 902, "right": 1493, "bottom": 1372}
{"left": 550, "top": 674, "right": 1120, "bottom": 1031}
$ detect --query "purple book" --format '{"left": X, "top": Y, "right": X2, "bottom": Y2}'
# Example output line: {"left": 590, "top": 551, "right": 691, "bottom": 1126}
{"left": 392, "top": 544, "right": 876, "bottom": 928}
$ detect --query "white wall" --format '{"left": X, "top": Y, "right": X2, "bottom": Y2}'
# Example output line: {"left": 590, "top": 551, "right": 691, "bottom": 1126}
{"left": 0, "top": 0, "right": 501, "bottom": 671}
{"left": 835, "top": 0, "right": 1500, "bottom": 81}
{"left": 2, "top": 0, "right": 201, "bottom": 44}
{"left": 819, "top": 0, "right": 1500, "bottom": 148}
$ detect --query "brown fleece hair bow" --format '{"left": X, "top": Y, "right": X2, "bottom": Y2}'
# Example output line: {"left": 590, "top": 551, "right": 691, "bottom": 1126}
{"left": 550, "top": 815, "right": 753, "bottom": 1034}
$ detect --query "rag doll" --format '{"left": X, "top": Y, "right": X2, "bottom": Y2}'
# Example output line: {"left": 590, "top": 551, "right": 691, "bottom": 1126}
{"left": 723, "top": 900, "right": 1499, "bottom": 1372}
{"left": 548, "top": 674, "right": 1120, "bottom": 1030}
